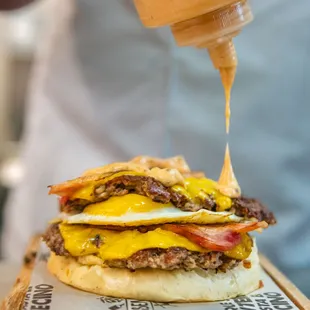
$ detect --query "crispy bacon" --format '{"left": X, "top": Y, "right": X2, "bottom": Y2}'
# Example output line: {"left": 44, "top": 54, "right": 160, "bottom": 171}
{"left": 48, "top": 163, "right": 151, "bottom": 196}
{"left": 216, "top": 221, "right": 268, "bottom": 233}
{"left": 59, "top": 196, "right": 69, "bottom": 206}
{"left": 48, "top": 179, "right": 85, "bottom": 196}
{"left": 163, "top": 222, "right": 267, "bottom": 252}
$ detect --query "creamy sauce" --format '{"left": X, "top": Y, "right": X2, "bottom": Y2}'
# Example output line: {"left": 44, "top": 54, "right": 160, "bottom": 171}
{"left": 218, "top": 144, "right": 241, "bottom": 198}
{"left": 130, "top": 155, "right": 191, "bottom": 174}
{"left": 219, "top": 66, "right": 236, "bottom": 134}
{"left": 218, "top": 66, "right": 241, "bottom": 198}
{"left": 82, "top": 162, "right": 185, "bottom": 187}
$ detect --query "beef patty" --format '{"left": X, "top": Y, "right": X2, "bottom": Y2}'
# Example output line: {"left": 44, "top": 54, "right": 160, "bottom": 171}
{"left": 59, "top": 175, "right": 276, "bottom": 224}
{"left": 43, "top": 223, "right": 238, "bottom": 271}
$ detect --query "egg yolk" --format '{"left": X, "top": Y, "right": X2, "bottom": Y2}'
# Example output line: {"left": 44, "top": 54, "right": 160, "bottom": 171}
{"left": 83, "top": 194, "right": 171, "bottom": 217}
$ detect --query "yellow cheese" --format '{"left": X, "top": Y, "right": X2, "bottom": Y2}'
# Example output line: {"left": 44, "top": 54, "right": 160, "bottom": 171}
{"left": 224, "top": 233, "right": 253, "bottom": 260}
{"left": 83, "top": 194, "right": 171, "bottom": 216}
{"left": 70, "top": 171, "right": 145, "bottom": 200}
{"left": 69, "top": 170, "right": 231, "bottom": 212}
{"left": 59, "top": 224, "right": 206, "bottom": 260}
{"left": 59, "top": 224, "right": 252, "bottom": 261}
{"left": 172, "top": 177, "right": 232, "bottom": 211}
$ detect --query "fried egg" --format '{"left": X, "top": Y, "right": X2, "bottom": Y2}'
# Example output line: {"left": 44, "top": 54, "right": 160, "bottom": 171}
{"left": 60, "top": 194, "right": 244, "bottom": 226}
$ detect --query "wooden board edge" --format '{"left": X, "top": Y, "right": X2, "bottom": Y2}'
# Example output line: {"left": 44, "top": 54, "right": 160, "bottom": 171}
{"left": 0, "top": 235, "right": 41, "bottom": 310}
{"left": 260, "top": 254, "right": 310, "bottom": 310}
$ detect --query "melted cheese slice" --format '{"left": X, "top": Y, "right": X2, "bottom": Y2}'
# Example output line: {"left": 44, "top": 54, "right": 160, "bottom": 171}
{"left": 59, "top": 224, "right": 252, "bottom": 261}
{"left": 224, "top": 233, "right": 252, "bottom": 260}
{"left": 59, "top": 224, "right": 205, "bottom": 260}
{"left": 173, "top": 177, "right": 232, "bottom": 211}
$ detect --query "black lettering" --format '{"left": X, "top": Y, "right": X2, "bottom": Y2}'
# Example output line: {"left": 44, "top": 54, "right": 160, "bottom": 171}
{"left": 35, "top": 284, "right": 53, "bottom": 290}
{"left": 233, "top": 296, "right": 255, "bottom": 310}
{"left": 220, "top": 302, "right": 238, "bottom": 310}
{"left": 32, "top": 299, "right": 52, "bottom": 305}
{"left": 104, "top": 297, "right": 124, "bottom": 303}
{"left": 252, "top": 294, "right": 264, "bottom": 298}
{"left": 269, "top": 296, "right": 286, "bottom": 304}
{"left": 264, "top": 292, "right": 282, "bottom": 297}
{"left": 131, "top": 301, "right": 151, "bottom": 310}
{"left": 152, "top": 303, "right": 171, "bottom": 309}
{"left": 234, "top": 297, "right": 252, "bottom": 303}
{"left": 33, "top": 292, "right": 52, "bottom": 299}
{"left": 263, "top": 294, "right": 293, "bottom": 310}
{"left": 269, "top": 296, "right": 292, "bottom": 309}
{"left": 23, "top": 286, "right": 33, "bottom": 310}
{"left": 30, "top": 284, "right": 53, "bottom": 310}
{"left": 33, "top": 291, "right": 52, "bottom": 301}
{"left": 256, "top": 299, "right": 269, "bottom": 306}
{"left": 109, "top": 304, "right": 125, "bottom": 310}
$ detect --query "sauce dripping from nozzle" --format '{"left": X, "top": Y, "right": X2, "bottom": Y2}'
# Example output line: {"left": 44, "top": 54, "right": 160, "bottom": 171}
{"left": 220, "top": 66, "right": 236, "bottom": 134}
{"left": 218, "top": 66, "right": 241, "bottom": 198}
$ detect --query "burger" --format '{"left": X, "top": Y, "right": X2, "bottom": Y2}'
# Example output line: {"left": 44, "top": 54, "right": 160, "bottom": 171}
{"left": 43, "top": 156, "right": 276, "bottom": 302}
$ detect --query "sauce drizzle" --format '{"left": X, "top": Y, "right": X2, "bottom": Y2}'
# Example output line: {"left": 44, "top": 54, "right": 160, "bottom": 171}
{"left": 219, "top": 66, "right": 236, "bottom": 134}
{"left": 218, "top": 66, "right": 241, "bottom": 197}
{"left": 217, "top": 143, "right": 241, "bottom": 198}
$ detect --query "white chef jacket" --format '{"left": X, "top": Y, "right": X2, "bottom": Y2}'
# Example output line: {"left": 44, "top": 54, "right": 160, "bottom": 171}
{"left": 2, "top": 0, "right": 310, "bottom": 296}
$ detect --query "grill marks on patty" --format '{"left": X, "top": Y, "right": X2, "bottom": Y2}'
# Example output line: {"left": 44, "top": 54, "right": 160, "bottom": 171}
{"left": 43, "top": 223, "right": 238, "bottom": 271}
{"left": 60, "top": 175, "right": 276, "bottom": 224}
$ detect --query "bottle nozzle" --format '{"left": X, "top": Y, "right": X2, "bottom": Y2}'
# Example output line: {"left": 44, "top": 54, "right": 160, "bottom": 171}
{"left": 208, "top": 40, "right": 238, "bottom": 69}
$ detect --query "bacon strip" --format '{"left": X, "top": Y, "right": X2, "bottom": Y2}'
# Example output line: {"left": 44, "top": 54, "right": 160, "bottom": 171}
{"left": 59, "top": 196, "right": 69, "bottom": 206}
{"left": 48, "top": 163, "right": 150, "bottom": 196}
{"left": 163, "top": 222, "right": 267, "bottom": 252}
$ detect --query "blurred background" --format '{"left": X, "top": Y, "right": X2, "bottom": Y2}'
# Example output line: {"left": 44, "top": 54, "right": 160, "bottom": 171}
{"left": 0, "top": 0, "right": 50, "bottom": 254}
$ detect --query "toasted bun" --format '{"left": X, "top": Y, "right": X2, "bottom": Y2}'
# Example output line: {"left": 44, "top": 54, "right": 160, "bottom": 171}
{"left": 47, "top": 241, "right": 261, "bottom": 302}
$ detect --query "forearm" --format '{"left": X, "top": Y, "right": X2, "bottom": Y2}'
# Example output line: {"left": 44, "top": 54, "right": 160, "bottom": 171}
{"left": 0, "top": 0, "right": 35, "bottom": 11}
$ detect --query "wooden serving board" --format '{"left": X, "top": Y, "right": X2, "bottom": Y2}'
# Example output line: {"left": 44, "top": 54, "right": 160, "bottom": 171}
{"left": 1, "top": 236, "right": 309, "bottom": 310}
{"left": 0, "top": 235, "right": 41, "bottom": 310}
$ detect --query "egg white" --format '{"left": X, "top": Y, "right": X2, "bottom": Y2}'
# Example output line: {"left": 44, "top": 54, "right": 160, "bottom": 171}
{"left": 60, "top": 207, "right": 244, "bottom": 226}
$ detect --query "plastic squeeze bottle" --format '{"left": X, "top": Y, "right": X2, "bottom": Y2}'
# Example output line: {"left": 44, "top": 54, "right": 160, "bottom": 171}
{"left": 134, "top": 0, "right": 253, "bottom": 195}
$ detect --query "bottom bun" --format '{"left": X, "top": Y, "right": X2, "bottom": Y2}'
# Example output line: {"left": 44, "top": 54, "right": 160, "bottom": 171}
{"left": 47, "top": 241, "right": 261, "bottom": 302}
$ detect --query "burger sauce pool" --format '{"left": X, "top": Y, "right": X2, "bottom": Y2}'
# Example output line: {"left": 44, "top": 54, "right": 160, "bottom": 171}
{"left": 217, "top": 66, "right": 241, "bottom": 198}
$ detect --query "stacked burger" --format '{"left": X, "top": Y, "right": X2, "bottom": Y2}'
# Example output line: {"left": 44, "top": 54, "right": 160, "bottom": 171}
{"left": 43, "top": 156, "right": 276, "bottom": 302}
